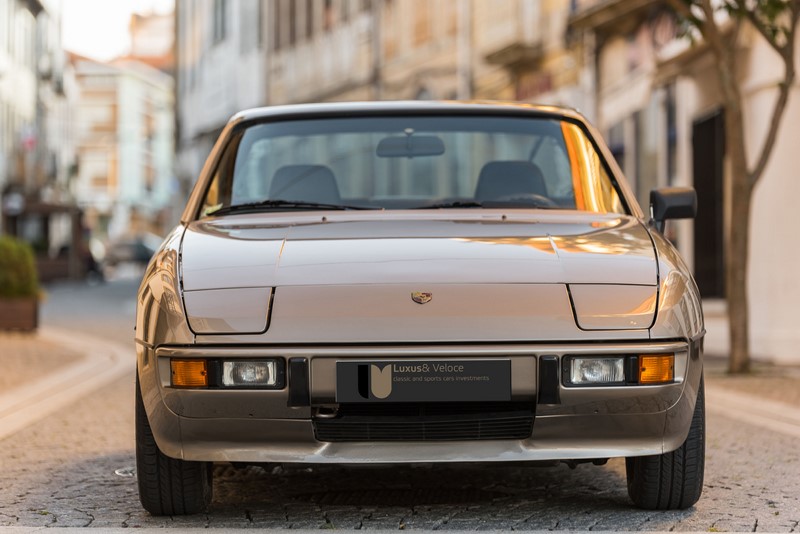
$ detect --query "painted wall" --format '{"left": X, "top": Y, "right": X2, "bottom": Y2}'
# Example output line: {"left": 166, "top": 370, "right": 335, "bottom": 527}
{"left": 744, "top": 30, "right": 800, "bottom": 364}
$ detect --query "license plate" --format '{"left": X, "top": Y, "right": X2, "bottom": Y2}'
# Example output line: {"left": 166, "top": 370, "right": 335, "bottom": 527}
{"left": 335, "top": 360, "right": 511, "bottom": 403}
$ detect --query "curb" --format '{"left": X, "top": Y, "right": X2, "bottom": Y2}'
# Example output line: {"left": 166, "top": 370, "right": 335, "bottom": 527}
{"left": 705, "top": 383, "right": 800, "bottom": 439}
{"left": 0, "top": 326, "right": 133, "bottom": 441}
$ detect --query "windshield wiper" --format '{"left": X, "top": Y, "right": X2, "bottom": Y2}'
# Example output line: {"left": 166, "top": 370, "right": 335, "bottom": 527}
{"left": 415, "top": 199, "right": 562, "bottom": 210}
{"left": 415, "top": 201, "right": 484, "bottom": 209}
{"left": 209, "top": 200, "right": 379, "bottom": 216}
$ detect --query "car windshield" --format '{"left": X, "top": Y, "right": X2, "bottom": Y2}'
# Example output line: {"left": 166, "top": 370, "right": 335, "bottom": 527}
{"left": 200, "top": 115, "right": 626, "bottom": 216}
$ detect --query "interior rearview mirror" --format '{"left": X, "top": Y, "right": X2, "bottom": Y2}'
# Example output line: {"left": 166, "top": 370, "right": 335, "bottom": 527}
{"left": 650, "top": 187, "right": 697, "bottom": 233}
{"left": 376, "top": 135, "right": 445, "bottom": 158}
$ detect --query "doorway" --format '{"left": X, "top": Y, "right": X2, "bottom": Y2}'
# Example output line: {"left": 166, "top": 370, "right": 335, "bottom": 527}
{"left": 691, "top": 110, "right": 725, "bottom": 298}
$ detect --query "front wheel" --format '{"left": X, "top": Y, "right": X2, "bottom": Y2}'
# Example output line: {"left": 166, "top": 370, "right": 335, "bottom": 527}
{"left": 626, "top": 376, "right": 705, "bottom": 510}
{"left": 135, "top": 374, "right": 213, "bottom": 515}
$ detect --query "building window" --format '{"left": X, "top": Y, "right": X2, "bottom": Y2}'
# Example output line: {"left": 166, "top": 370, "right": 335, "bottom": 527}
{"left": 289, "top": 0, "right": 297, "bottom": 45}
{"left": 0, "top": 0, "right": 8, "bottom": 55}
{"left": 258, "top": 1, "right": 264, "bottom": 46}
{"left": 273, "top": 0, "right": 282, "bottom": 51}
{"left": 413, "top": 0, "right": 431, "bottom": 47}
{"left": 607, "top": 122, "right": 625, "bottom": 172}
{"left": 666, "top": 84, "right": 677, "bottom": 185}
{"left": 383, "top": 0, "right": 397, "bottom": 60}
{"left": 633, "top": 96, "right": 661, "bottom": 210}
{"left": 323, "top": 0, "right": 335, "bottom": 31}
{"left": 213, "top": 0, "right": 227, "bottom": 43}
{"left": 240, "top": 0, "right": 260, "bottom": 52}
{"left": 305, "top": 0, "right": 315, "bottom": 41}
{"left": 272, "top": 0, "right": 301, "bottom": 50}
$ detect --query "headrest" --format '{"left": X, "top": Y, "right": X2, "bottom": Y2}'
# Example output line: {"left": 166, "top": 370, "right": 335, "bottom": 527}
{"left": 270, "top": 165, "right": 341, "bottom": 204}
{"left": 474, "top": 161, "right": 547, "bottom": 201}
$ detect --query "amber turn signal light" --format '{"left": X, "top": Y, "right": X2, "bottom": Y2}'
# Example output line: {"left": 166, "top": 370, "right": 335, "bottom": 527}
{"left": 171, "top": 359, "right": 208, "bottom": 387}
{"left": 639, "top": 355, "right": 674, "bottom": 384}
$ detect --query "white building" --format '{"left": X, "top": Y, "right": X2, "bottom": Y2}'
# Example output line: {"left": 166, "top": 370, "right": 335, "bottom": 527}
{"left": 0, "top": 0, "right": 87, "bottom": 280}
{"left": 0, "top": 0, "right": 42, "bottom": 197}
{"left": 72, "top": 55, "right": 175, "bottom": 240}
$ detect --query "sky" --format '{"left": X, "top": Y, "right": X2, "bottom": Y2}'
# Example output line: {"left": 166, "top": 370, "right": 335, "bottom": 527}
{"left": 61, "top": 0, "right": 174, "bottom": 61}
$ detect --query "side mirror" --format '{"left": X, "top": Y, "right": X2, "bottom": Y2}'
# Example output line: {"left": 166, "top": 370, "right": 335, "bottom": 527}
{"left": 650, "top": 187, "right": 697, "bottom": 233}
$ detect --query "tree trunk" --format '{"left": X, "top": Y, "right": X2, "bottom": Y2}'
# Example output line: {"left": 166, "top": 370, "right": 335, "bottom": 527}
{"left": 664, "top": 0, "right": 798, "bottom": 374}
{"left": 704, "top": 25, "right": 753, "bottom": 374}
{"left": 721, "top": 83, "right": 753, "bottom": 374}
{"left": 725, "top": 163, "right": 753, "bottom": 374}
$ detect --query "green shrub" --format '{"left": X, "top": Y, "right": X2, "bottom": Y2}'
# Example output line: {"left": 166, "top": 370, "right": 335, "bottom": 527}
{"left": 0, "top": 235, "right": 40, "bottom": 298}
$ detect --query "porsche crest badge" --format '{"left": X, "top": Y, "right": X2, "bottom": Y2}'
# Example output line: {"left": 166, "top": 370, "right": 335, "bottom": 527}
{"left": 411, "top": 291, "right": 433, "bottom": 304}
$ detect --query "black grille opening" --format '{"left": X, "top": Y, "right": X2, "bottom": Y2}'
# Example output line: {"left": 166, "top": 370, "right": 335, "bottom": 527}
{"left": 314, "top": 402, "right": 534, "bottom": 442}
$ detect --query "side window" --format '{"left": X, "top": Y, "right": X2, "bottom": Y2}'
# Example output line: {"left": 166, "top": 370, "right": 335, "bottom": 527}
{"left": 200, "top": 135, "right": 240, "bottom": 217}
{"left": 201, "top": 172, "right": 221, "bottom": 217}
{"left": 560, "top": 122, "right": 625, "bottom": 214}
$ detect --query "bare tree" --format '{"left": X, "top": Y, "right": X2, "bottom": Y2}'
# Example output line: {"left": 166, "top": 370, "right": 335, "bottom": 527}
{"left": 666, "top": 0, "right": 800, "bottom": 373}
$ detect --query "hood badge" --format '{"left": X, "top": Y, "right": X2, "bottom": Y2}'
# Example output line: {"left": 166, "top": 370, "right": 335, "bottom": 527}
{"left": 411, "top": 291, "right": 433, "bottom": 305}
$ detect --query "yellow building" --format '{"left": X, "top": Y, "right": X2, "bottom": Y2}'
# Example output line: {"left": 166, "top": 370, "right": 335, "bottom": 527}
{"left": 263, "top": 0, "right": 587, "bottom": 108}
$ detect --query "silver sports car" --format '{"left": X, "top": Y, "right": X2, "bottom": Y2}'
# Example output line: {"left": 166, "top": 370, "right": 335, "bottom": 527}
{"left": 135, "top": 101, "right": 704, "bottom": 515}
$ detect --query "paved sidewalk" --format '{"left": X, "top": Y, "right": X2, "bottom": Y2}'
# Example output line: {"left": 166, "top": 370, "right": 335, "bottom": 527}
{"left": 0, "top": 326, "right": 133, "bottom": 441}
{"left": 0, "top": 332, "right": 84, "bottom": 394}
{"left": 704, "top": 354, "right": 800, "bottom": 408}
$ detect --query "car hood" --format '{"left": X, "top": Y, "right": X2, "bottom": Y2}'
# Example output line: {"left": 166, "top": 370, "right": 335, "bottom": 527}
{"left": 180, "top": 211, "right": 657, "bottom": 290}
{"left": 178, "top": 211, "right": 658, "bottom": 339}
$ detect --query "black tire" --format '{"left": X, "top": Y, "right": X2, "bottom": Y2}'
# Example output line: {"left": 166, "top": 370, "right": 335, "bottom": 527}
{"left": 135, "top": 374, "right": 212, "bottom": 515}
{"left": 626, "top": 376, "right": 705, "bottom": 510}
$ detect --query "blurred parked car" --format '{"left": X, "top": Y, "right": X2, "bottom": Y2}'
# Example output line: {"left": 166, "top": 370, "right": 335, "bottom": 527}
{"left": 104, "top": 233, "right": 162, "bottom": 268}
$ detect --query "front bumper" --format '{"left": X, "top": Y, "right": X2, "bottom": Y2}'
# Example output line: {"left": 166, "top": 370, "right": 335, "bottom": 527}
{"left": 136, "top": 339, "right": 703, "bottom": 463}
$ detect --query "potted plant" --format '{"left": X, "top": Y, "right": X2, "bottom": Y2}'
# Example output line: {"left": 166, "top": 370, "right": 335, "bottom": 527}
{"left": 0, "top": 235, "right": 40, "bottom": 331}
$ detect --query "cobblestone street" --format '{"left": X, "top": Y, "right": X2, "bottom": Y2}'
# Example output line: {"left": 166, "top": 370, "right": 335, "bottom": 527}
{"left": 0, "top": 281, "right": 799, "bottom": 531}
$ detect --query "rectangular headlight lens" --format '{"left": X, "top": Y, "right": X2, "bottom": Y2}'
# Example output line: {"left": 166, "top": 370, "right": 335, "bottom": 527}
{"left": 222, "top": 360, "right": 277, "bottom": 387}
{"left": 570, "top": 357, "right": 625, "bottom": 385}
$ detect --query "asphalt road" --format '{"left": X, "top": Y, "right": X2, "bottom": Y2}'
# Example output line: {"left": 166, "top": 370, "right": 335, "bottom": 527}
{"left": 0, "top": 279, "right": 798, "bottom": 531}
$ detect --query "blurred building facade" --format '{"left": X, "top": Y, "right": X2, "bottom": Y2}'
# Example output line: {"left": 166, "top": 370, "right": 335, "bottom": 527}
{"left": 175, "top": 0, "right": 267, "bottom": 199}
{"left": 175, "top": 0, "right": 800, "bottom": 363}
{"left": 0, "top": 0, "right": 86, "bottom": 280}
{"left": 126, "top": 12, "right": 175, "bottom": 74}
{"left": 1, "top": 3, "right": 178, "bottom": 278}
{"left": 175, "top": 0, "right": 588, "bottom": 186}
{"left": 263, "top": 0, "right": 588, "bottom": 107}
{"left": 0, "top": 0, "right": 41, "bottom": 195}
{"left": 0, "top": 0, "right": 79, "bottom": 203}
{"left": 71, "top": 55, "right": 175, "bottom": 241}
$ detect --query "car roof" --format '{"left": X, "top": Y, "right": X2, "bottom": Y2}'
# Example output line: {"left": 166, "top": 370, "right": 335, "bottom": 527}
{"left": 230, "top": 100, "right": 587, "bottom": 126}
